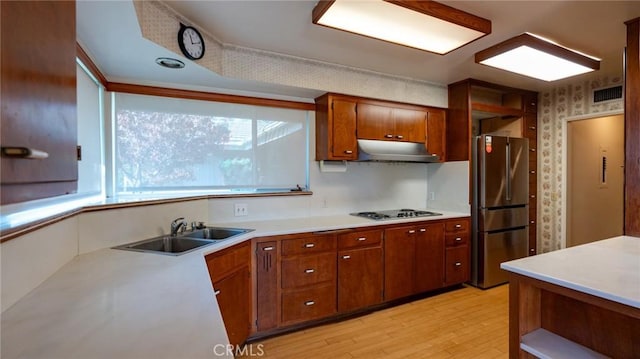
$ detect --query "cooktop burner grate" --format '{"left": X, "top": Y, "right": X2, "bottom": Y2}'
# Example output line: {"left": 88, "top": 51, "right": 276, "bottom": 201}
{"left": 350, "top": 209, "right": 442, "bottom": 221}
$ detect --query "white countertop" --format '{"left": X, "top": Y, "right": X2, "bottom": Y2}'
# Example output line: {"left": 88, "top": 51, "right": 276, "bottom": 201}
{"left": 501, "top": 235, "right": 640, "bottom": 309}
{"left": 1, "top": 211, "right": 468, "bottom": 359}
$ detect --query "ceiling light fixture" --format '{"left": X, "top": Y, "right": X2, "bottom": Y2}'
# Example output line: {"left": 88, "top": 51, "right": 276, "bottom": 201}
{"left": 155, "top": 57, "right": 185, "bottom": 69}
{"left": 312, "top": 0, "right": 491, "bottom": 55}
{"left": 475, "top": 33, "right": 601, "bottom": 81}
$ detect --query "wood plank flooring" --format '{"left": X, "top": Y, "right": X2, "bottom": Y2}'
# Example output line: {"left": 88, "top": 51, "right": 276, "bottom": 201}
{"left": 243, "top": 285, "right": 509, "bottom": 358}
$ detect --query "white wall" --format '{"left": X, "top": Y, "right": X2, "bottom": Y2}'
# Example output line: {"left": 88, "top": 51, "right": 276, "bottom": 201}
{"left": 426, "top": 161, "right": 470, "bottom": 213}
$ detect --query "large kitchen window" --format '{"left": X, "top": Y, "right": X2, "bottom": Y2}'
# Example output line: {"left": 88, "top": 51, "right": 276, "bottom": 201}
{"left": 111, "top": 93, "right": 309, "bottom": 197}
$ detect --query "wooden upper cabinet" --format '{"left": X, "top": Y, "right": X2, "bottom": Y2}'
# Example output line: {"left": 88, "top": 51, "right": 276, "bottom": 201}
{"left": 315, "top": 94, "right": 357, "bottom": 160}
{"left": 315, "top": 92, "right": 446, "bottom": 162}
{"left": 426, "top": 108, "right": 446, "bottom": 161}
{"left": 0, "top": 1, "right": 78, "bottom": 204}
{"left": 357, "top": 102, "right": 426, "bottom": 143}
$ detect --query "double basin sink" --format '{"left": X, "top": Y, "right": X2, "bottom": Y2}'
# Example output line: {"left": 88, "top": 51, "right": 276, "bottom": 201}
{"left": 113, "top": 227, "right": 254, "bottom": 256}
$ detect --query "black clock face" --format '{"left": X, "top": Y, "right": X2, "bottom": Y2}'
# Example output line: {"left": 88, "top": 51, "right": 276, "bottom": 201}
{"left": 178, "top": 24, "right": 205, "bottom": 60}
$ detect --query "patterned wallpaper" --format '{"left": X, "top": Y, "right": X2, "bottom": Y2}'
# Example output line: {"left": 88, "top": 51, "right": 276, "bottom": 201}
{"left": 133, "top": 1, "right": 447, "bottom": 107}
{"left": 538, "top": 73, "right": 623, "bottom": 253}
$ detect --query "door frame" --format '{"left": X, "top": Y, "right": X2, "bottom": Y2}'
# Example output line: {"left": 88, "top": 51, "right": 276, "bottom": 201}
{"left": 561, "top": 110, "right": 623, "bottom": 249}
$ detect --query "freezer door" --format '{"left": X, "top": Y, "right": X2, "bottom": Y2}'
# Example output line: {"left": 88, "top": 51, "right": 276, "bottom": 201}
{"left": 479, "top": 206, "right": 529, "bottom": 232}
{"left": 479, "top": 227, "right": 528, "bottom": 288}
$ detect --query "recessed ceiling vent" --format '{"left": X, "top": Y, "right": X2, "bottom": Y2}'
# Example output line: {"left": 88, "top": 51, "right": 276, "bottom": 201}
{"left": 592, "top": 85, "right": 623, "bottom": 104}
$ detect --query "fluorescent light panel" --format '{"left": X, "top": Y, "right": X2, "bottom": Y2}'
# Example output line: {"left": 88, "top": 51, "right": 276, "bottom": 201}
{"left": 475, "top": 33, "right": 601, "bottom": 81}
{"left": 313, "top": 0, "right": 491, "bottom": 55}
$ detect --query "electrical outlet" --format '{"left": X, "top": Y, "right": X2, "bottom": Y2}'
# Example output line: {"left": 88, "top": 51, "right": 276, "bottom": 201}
{"left": 234, "top": 203, "right": 248, "bottom": 217}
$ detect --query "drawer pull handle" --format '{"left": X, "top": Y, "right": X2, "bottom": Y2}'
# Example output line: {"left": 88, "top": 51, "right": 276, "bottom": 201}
{"left": 408, "top": 230, "right": 416, "bottom": 234}
{"left": 396, "top": 135, "right": 404, "bottom": 139}
{"left": 263, "top": 246, "right": 274, "bottom": 251}
{"left": 530, "top": 148, "right": 536, "bottom": 152}
{"left": 529, "top": 126, "right": 536, "bottom": 130}
{"left": 385, "top": 134, "right": 394, "bottom": 138}
{"left": 305, "top": 269, "right": 315, "bottom": 274}
{"left": 530, "top": 170, "right": 536, "bottom": 174}
{"left": 344, "top": 150, "right": 353, "bottom": 154}
{"left": 455, "top": 262, "right": 462, "bottom": 267}
{"left": 530, "top": 249, "right": 535, "bottom": 252}
{"left": 214, "top": 290, "right": 221, "bottom": 296}
{"left": 455, "top": 224, "right": 462, "bottom": 228}
{"left": 305, "top": 301, "right": 315, "bottom": 306}
{"left": 357, "top": 237, "right": 367, "bottom": 241}
{"left": 455, "top": 237, "right": 462, "bottom": 242}
{"left": 1, "top": 147, "right": 49, "bottom": 159}
{"left": 342, "top": 255, "right": 351, "bottom": 259}
{"left": 530, "top": 220, "right": 535, "bottom": 224}
{"left": 304, "top": 243, "right": 315, "bottom": 248}
{"left": 419, "top": 228, "right": 426, "bottom": 232}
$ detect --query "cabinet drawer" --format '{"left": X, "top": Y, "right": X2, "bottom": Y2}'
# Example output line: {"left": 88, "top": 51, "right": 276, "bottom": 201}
{"left": 281, "top": 235, "right": 336, "bottom": 256}
{"left": 445, "top": 233, "right": 468, "bottom": 247}
{"left": 281, "top": 284, "right": 336, "bottom": 324}
{"left": 445, "top": 219, "right": 470, "bottom": 234}
{"left": 338, "top": 229, "right": 382, "bottom": 249}
{"left": 281, "top": 252, "right": 336, "bottom": 289}
{"left": 445, "top": 245, "right": 469, "bottom": 285}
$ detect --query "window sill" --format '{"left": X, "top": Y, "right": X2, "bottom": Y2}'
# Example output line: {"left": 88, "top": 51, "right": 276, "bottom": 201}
{"left": 0, "top": 190, "right": 312, "bottom": 243}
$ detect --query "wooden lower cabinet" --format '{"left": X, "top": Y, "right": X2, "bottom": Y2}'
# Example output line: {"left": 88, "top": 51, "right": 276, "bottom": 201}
{"left": 384, "top": 225, "right": 417, "bottom": 301}
{"left": 205, "top": 241, "right": 251, "bottom": 347}
{"left": 337, "top": 229, "right": 383, "bottom": 312}
{"left": 415, "top": 222, "right": 445, "bottom": 292}
{"left": 256, "top": 241, "right": 278, "bottom": 332}
{"left": 214, "top": 267, "right": 251, "bottom": 347}
{"left": 444, "top": 218, "right": 471, "bottom": 286}
{"left": 251, "top": 217, "right": 470, "bottom": 338}
{"left": 280, "top": 234, "right": 337, "bottom": 326}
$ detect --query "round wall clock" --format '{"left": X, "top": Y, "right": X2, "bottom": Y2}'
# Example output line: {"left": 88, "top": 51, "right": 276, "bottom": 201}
{"left": 178, "top": 23, "right": 205, "bottom": 60}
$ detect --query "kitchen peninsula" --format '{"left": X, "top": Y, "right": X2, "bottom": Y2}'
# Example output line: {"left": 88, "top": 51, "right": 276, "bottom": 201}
{"left": 0, "top": 211, "right": 468, "bottom": 359}
{"left": 501, "top": 236, "right": 640, "bottom": 358}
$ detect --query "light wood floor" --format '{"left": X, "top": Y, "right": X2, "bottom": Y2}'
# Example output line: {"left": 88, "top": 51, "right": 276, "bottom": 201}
{"left": 244, "top": 285, "right": 509, "bottom": 358}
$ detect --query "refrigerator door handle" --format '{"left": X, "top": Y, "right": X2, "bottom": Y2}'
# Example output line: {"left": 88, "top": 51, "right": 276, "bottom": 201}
{"left": 505, "top": 141, "right": 511, "bottom": 201}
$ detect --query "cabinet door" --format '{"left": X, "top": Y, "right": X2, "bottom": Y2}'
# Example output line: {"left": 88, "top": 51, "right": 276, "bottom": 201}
{"left": 1, "top": 1, "right": 78, "bottom": 204}
{"left": 393, "top": 108, "right": 426, "bottom": 142}
{"left": 426, "top": 109, "right": 446, "bottom": 161}
{"left": 384, "top": 226, "right": 416, "bottom": 301}
{"left": 256, "top": 241, "right": 278, "bottom": 331}
{"left": 338, "top": 247, "right": 383, "bottom": 312}
{"left": 331, "top": 99, "right": 358, "bottom": 160}
{"left": 357, "top": 103, "right": 394, "bottom": 140}
{"left": 214, "top": 267, "right": 251, "bottom": 348}
{"left": 414, "top": 223, "right": 445, "bottom": 293}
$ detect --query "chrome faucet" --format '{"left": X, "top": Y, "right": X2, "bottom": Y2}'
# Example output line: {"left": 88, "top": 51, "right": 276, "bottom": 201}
{"left": 170, "top": 217, "right": 187, "bottom": 236}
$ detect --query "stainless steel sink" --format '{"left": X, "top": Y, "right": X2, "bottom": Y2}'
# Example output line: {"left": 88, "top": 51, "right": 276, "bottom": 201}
{"left": 113, "top": 227, "right": 253, "bottom": 256}
{"left": 180, "top": 227, "right": 253, "bottom": 240}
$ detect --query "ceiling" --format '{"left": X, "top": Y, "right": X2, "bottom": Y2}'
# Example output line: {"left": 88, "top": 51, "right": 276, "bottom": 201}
{"left": 77, "top": 1, "right": 640, "bottom": 100}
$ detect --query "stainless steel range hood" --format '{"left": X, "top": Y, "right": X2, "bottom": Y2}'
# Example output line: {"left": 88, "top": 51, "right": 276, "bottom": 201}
{"left": 357, "top": 139, "right": 440, "bottom": 163}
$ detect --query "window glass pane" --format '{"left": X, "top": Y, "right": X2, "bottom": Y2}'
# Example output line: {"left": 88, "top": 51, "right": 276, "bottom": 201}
{"left": 114, "top": 93, "right": 308, "bottom": 194}
{"left": 76, "top": 62, "right": 103, "bottom": 194}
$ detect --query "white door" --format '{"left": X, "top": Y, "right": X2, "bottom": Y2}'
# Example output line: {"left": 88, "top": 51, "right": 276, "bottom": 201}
{"left": 567, "top": 115, "right": 624, "bottom": 247}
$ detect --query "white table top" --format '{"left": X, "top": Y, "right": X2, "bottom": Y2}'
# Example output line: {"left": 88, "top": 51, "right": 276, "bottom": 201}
{"left": 1, "top": 210, "right": 468, "bottom": 359}
{"left": 501, "top": 236, "right": 640, "bottom": 309}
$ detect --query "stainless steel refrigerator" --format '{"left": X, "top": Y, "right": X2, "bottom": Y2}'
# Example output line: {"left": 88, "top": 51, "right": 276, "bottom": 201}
{"left": 471, "top": 135, "right": 529, "bottom": 288}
